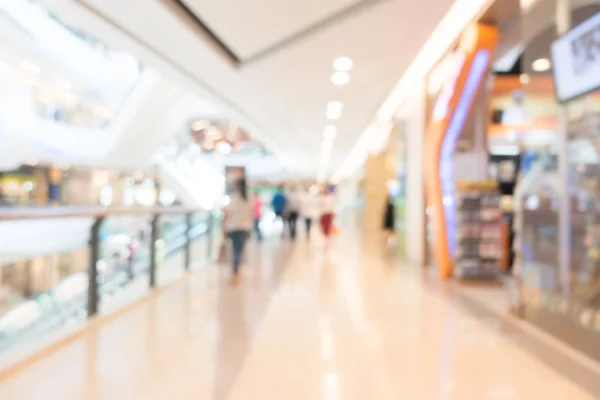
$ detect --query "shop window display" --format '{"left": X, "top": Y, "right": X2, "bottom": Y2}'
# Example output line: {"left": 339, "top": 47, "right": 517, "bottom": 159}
{"left": 513, "top": 3, "right": 600, "bottom": 360}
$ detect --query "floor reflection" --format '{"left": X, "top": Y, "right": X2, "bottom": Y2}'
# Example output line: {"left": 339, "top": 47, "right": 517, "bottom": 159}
{"left": 0, "top": 233, "right": 598, "bottom": 399}
{"left": 214, "top": 240, "right": 291, "bottom": 400}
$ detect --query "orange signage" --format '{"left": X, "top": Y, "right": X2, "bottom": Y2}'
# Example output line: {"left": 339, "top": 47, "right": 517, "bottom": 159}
{"left": 424, "top": 24, "right": 499, "bottom": 278}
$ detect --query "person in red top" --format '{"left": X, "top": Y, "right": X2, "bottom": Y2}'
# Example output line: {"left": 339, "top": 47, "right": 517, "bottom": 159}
{"left": 253, "top": 194, "right": 263, "bottom": 241}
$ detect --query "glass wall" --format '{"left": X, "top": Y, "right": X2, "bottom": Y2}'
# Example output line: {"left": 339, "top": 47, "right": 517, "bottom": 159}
{"left": 518, "top": 0, "right": 561, "bottom": 315}
{"left": 517, "top": 0, "right": 600, "bottom": 361}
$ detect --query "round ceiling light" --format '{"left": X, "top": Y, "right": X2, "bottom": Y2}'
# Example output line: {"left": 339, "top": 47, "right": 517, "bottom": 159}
{"left": 331, "top": 71, "right": 350, "bottom": 85}
{"left": 215, "top": 141, "right": 232, "bottom": 154}
{"left": 327, "top": 101, "right": 343, "bottom": 120}
{"left": 324, "top": 125, "right": 337, "bottom": 140}
{"left": 532, "top": 58, "right": 551, "bottom": 72}
{"left": 333, "top": 57, "right": 353, "bottom": 72}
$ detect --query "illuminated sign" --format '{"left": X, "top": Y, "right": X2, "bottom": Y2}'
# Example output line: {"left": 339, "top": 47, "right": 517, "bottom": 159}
{"left": 551, "top": 11, "right": 600, "bottom": 102}
{"left": 440, "top": 50, "right": 491, "bottom": 256}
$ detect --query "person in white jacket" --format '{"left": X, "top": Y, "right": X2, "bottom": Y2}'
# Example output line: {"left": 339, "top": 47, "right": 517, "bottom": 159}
{"left": 301, "top": 186, "right": 320, "bottom": 238}
{"left": 223, "top": 178, "right": 253, "bottom": 285}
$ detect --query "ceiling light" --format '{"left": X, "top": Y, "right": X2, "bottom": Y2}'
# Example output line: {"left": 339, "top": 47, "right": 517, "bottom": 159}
{"left": 204, "top": 140, "right": 215, "bottom": 150}
{"left": 191, "top": 120, "right": 210, "bottom": 131}
{"left": 56, "top": 78, "right": 73, "bottom": 90}
{"left": 332, "top": 0, "right": 492, "bottom": 182}
{"left": 532, "top": 58, "right": 551, "bottom": 72}
{"left": 19, "top": 60, "right": 40, "bottom": 75}
{"left": 519, "top": 73, "right": 530, "bottom": 84}
{"left": 324, "top": 125, "right": 337, "bottom": 140}
{"left": 327, "top": 101, "right": 343, "bottom": 120}
{"left": 331, "top": 71, "right": 349, "bottom": 85}
{"left": 520, "top": 0, "right": 538, "bottom": 11}
{"left": 333, "top": 57, "right": 353, "bottom": 72}
{"left": 215, "top": 141, "right": 232, "bottom": 154}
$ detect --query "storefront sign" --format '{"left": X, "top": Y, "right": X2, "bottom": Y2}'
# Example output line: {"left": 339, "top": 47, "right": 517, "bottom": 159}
{"left": 551, "top": 11, "right": 600, "bottom": 102}
{"left": 424, "top": 23, "right": 499, "bottom": 279}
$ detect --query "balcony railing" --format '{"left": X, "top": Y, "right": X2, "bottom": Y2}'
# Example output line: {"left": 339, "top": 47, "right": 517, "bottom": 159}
{"left": 0, "top": 205, "right": 218, "bottom": 368}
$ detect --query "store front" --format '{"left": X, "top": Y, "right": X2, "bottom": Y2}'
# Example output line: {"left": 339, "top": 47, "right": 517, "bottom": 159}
{"left": 423, "top": 0, "right": 600, "bottom": 362}
{"left": 423, "top": 23, "right": 501, "bottom": 279}
{"left": 395, "top": 82, "right": 427, "bottom": 265}
{"left": 0, "top": 168, "right": 37, "bottom": 206}
{"left": 363, "top": 126, "right": 399, "bottom": 239}
{"left": 515, "top": 0, "right": 600, "bottom": 361}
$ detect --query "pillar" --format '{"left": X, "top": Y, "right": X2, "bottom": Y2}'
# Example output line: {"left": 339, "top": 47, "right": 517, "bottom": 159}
{"left": 556, "top": 0, "right": 571, "bottom": 296}
{"left": 401, "top": 81, "right": 427, "bottom": 266}
{"left": 363, "top": 127, "right": 398, "bottom": 236}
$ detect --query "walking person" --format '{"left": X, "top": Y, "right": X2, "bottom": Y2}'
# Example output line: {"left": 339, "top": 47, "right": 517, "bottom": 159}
{"left": 271, "top": 185, "right": 287, "bottom": 237}
{"left": 301, "top": 185, "right": 320, "bottom": 238}
{"left": 319, "top": 185, "right": 337, "bottom": 247}
{"left": 253, "top": 194, "right": 263, "bottom": 241}
{"left": 383, "top": 195, "right": 396, "bottom": 246}
{"left": 224, "top": 178, "right": 253, "bottom": 285}
{"left": 286, "top": 187, "right": 302, "bottom": 240}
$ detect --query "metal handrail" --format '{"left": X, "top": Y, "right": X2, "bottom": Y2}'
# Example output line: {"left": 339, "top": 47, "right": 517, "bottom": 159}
{"left": 0, "top": 218, "right": 212, "bottom": 351}
{"left": 0, "top": 206, "right": 200, "bottom": 221}
{"left": 0, "top": 205, "right": 215, "bottom": 320}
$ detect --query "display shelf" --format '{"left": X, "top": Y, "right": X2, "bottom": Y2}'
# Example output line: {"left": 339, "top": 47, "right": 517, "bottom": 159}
{"left": 454, "top": 181, "right": 504, "bottom": 279}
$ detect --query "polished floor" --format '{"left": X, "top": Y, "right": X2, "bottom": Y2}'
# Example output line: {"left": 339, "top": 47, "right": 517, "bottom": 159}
{"left": 0, "top": 233, "right": 597, "bottom": 399}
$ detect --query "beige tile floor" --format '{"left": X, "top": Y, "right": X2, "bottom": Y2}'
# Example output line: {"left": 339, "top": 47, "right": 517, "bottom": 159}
{"left": 0, "top": 235, "right": 597, "bottom": 400}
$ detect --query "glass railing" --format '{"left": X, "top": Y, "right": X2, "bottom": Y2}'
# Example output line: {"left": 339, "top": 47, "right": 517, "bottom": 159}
{"left": 0, "top": 206, "right": 219, "bottom": 364}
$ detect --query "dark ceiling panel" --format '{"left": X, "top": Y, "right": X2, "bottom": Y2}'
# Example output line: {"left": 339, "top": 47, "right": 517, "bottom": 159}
{"left": 168, "top": 0, "right": 390, "bottom": 66}
{"left": 160, "top": 0, "right": 242, "bottom": 66}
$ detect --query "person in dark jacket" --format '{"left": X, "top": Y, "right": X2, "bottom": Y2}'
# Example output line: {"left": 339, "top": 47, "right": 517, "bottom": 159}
{"left": 383, "top": 195, "right": 395, "bottom": 245}
{"left": 271, "top": 185, "right": 287, "bottom": 236}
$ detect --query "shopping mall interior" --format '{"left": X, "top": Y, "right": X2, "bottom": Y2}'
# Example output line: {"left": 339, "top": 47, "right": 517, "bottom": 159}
{"left": 0, "top": 0, "right": 600, "bottom": 398}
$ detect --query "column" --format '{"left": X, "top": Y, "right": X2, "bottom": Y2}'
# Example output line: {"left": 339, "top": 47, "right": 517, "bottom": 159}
{"left": 556, "top": 0, "right": 571, "bottom": 297}
{"left": 363, "top": 128, "right": 398, "bottom": 236}
{"left": 403, "top": 81, "right": 427, "bottom": 266}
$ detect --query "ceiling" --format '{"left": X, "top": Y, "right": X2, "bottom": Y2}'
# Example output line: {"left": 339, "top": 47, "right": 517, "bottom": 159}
{"left": 47, "top": 0, "right": 455, "bottom": 179}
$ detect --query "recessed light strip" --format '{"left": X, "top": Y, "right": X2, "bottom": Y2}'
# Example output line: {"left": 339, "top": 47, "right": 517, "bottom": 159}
{"left": 332, "top": 0, "right": 494, "bottom": 182}
{"left": 333, "top": 56, "right": 353, "bottom": 72}
{"left": 331, "top": 71, "right": 350, "bottom": 85}
{"left": 327, "top": 101, "right": 343, "bottom": 120}
{"left": 318, "top": 57, "right": 352, "bottom": 181}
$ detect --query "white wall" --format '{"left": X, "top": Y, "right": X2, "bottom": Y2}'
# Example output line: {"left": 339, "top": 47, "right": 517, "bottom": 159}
{"left": 396, "top": 80, "right": 426, "bottom": 266}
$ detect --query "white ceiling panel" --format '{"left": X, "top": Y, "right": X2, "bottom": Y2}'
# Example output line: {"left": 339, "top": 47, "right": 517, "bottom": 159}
{"left": 181, "top": 0, "right": 366, "bottom": 59}
{"left": 49, "top": 0, "right": 455, "bottom": 178}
